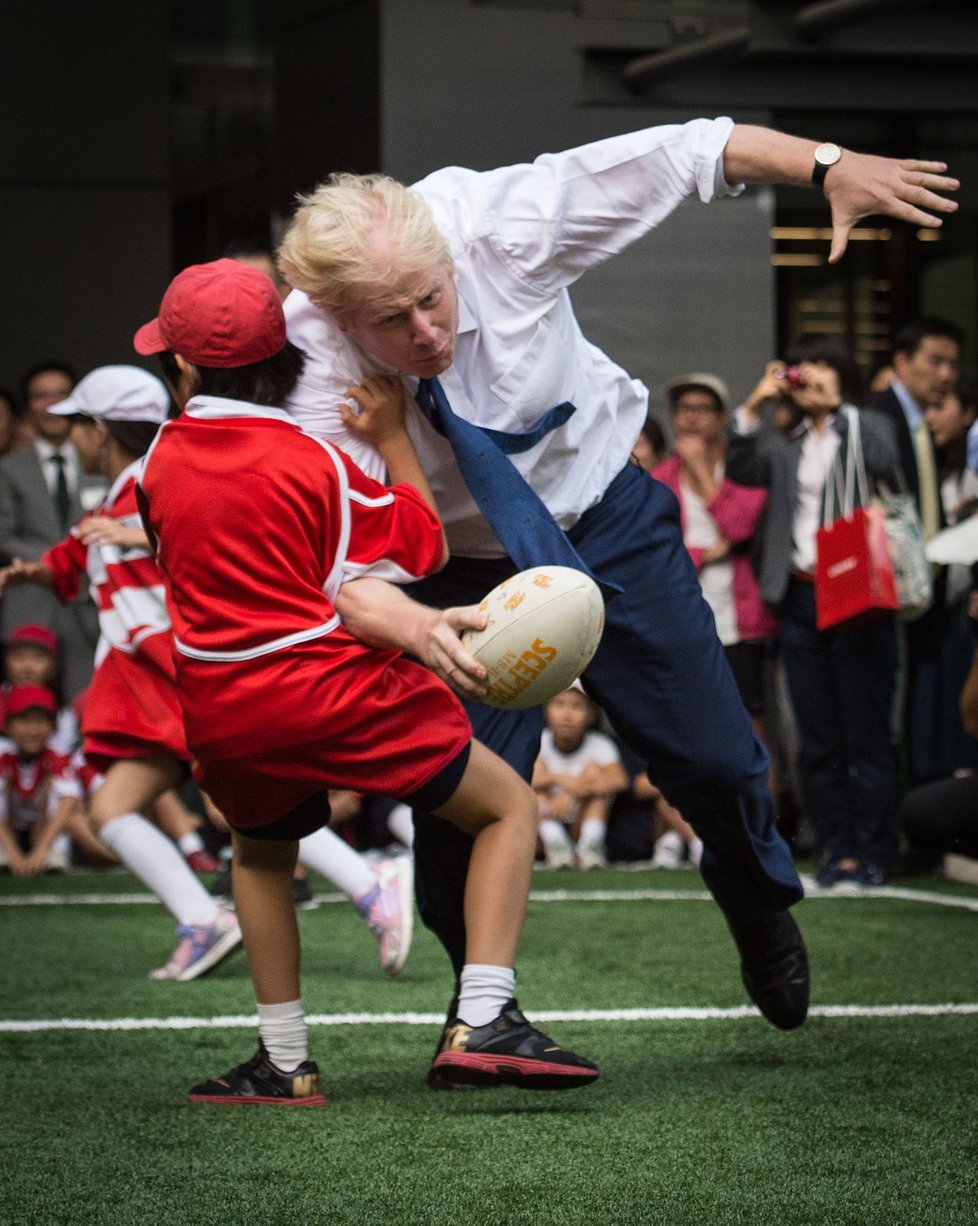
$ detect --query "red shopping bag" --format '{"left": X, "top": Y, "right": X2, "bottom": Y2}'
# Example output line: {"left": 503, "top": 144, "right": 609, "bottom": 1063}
{"left": 814, "top": 504, "right": 899, "bottom": 630}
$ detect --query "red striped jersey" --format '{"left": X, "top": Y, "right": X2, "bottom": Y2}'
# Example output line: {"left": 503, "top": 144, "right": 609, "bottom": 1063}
{"left": 43, "top": 459, "right": 170, "bottom": 660}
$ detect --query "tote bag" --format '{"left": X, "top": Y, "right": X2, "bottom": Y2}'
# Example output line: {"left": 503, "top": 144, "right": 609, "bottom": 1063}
{"left": 874, "top": 478, "right": 933, "bottom": 621}
{"left": 814, "top": 408, "right": 899, "bottom": 631}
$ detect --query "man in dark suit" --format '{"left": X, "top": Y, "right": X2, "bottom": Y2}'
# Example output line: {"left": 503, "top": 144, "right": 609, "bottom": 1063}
{"left": 872, "top": 317, "right": 963, "bottom": 536}
{"left": 0, "top": 363, "right": 104, "bottom": 700}
{"left": 872, "top": 319, "right": 965, "bottom": 766}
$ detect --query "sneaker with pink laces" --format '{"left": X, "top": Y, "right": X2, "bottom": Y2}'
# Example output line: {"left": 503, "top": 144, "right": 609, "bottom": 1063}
{"left": 149, "top": 908, "right": 243, "bottom": 982}
{"left": 355, "top": 856, "right": 414, "bottom": 976}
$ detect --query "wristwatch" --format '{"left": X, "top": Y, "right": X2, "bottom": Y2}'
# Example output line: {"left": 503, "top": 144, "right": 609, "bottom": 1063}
{"left": 812, "top": 142, "right": 843, "bottom": 187}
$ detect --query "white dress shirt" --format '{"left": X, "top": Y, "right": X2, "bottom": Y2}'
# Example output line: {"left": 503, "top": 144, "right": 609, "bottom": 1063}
{"left": 681, "top": 477, "right": 737, "bottom": 645}
{"left": 732, "top": 405, "right": 843, "bottom": 576}
{"left": 790, "top": 417, "right": 842, "bottom": 575}
{"left": 284, "top": 117, "right": 740, "bottom": 557}
{"left": 33, "top": 437, "right": 79, "bottom": 502}
{"left": 888, "top": 378, "right": 923, "bottom": 434}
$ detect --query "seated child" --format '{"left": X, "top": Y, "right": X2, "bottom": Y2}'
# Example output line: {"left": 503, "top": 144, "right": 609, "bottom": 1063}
{"left": 0, "top": 684, "right": 83, "bottom": 874}
{"left": 1, "top": 624, "right": 79, "bottom": 755}
{"left": 533, "top": 685, "right": 628, "bottom": 869}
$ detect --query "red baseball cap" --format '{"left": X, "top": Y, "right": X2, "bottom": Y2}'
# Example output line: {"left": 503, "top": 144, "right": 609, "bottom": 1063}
{"left": 6, "top": 624, "right": 59, "bottom": 656}
{"left": 4, "top": 684, "right": 58, "bottom": 720}
{"left": 133, "top": 258, "right": 287, "bottom": 368}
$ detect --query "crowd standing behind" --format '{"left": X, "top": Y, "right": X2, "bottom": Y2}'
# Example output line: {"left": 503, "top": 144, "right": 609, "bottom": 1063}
{"left": 1, "top": 332, "right": 975, "bottom": 888}
{"left": 0, "top": 156, "right": 973, "bottom": 910}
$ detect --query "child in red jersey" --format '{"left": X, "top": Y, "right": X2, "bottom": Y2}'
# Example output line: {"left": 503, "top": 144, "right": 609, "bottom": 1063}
{"left": 136, "top": 259, "right": 598, "bottom": 1104}
{"left": 0, "top": 366, "right": 242, "bottom": 979}
{"left": 0, "top": 685, "right": 81, "bottom": 874}
{"left": 1, "top": 624, "right": 79, "bottom": 755}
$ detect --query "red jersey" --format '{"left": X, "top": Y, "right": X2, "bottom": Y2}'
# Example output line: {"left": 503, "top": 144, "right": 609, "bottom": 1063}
{"left": 0, "top": 747, "right": 81, "bottom": 831}
{"left": 138, "top": 397, "right": 470, "bottom": 830}
{"left": 140, "top": 399, "right": 445, "bottom": 662}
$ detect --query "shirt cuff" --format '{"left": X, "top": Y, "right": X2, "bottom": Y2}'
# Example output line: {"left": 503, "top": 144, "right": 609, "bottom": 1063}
{"left": 733, "top": 406, "right": 761, "bottom": 435}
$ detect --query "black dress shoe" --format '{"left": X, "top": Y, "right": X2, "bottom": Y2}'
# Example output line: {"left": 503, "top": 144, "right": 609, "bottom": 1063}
{"left": 725, "top": 909, "right": 810, "bottom": 1030}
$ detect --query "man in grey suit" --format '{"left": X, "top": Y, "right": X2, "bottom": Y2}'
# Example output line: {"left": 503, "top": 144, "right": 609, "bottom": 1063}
{"left": 0, "top": 363, "right": 104, "bottom": 700}
{"left": 871, "top": 317, "right": 963, "bottom": 535}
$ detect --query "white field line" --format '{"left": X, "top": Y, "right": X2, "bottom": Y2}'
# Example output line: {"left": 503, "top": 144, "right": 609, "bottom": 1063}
{"left": 3, "top": 1002, "right": 978, "bottom": 1033}
{"left": 4, "top": 882, "right": 978, "bottom": 911}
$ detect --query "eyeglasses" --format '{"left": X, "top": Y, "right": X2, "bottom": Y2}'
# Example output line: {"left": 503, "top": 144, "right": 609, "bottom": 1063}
{"left": 672, "top": 400, "right": 721, "bottom": 416}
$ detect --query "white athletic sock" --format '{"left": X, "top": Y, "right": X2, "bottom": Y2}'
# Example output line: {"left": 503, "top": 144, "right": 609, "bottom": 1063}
{"left": 577, "top": 817, "right": 605, "bottom": 850}
{"left": 257, "top": 998, "right": 308, "bottom": 1072}
{"left": 539, "top": 819, "right": 572, "bottom": 850}
{"left": 298, "top": 826, "right": 374, "bottom": 902}
{"left": 99, "top": 812, "right": 218, "bottom": 927}
{"left": 457, "top": 963, "right": 516, "bottom": 1028}
{"left": 386, "top": 802, "right": 414, "bottom": 849}
{"left": 177, "top": 831, "right": 205, "bottom": 856}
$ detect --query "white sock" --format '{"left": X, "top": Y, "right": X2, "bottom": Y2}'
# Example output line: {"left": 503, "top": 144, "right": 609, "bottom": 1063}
{"left": 577, "top": 817, "right": 605, "bottom": 850}
{"left": 386, "top": 803, "right": 414, "bottom": 849}
{"left": 49, "top": 832, "right": 72, "bottom": 858}
{"left": 177, "top": 831, "right": 204, "bottom": 856}
{"left": 257, "top": 999, "right": 308, "bottom": 1072}
{"left": 457, "top": 963, "right": 516, "bottom": 1028}
{"left": 539, "top": 819, "right": 572, "bottom": 850}
{"left": 298, "top": 825, "right": 374, "bottom": 901}
{"left": 99, "top": 813, "right": 218, "bottom": 927}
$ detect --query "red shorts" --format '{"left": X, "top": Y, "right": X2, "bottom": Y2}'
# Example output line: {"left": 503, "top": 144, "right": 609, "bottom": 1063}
{"left": 178, "top": 630, "right": 472, "bottom": 831}
{"left": 82, "top": 637, "right": 192, "bottom": 774}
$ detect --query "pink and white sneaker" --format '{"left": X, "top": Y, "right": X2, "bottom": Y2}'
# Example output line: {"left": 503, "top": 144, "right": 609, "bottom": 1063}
{"left": 149, "top": 908, "right": 243, "bottom": 982}
{"left": 356, "top": 856, "right": 414, "bottom": 976}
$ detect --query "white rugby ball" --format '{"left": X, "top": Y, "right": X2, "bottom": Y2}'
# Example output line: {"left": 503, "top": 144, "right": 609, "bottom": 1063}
{"left": 462, "top": 565, "right": 605, "bottom": 710}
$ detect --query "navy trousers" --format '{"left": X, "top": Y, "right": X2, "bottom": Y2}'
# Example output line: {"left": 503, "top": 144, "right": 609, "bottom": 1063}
{"left": 779, "top": 578, "right": 899, "bottom": 868}
{"left": 408, "top": 463, "right": 802, "bottom": 974}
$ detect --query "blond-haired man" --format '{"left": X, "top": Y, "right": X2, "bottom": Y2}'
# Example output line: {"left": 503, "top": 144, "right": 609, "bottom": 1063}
{"left": 276, "top": 119, "right": 958, "bottom": 1082}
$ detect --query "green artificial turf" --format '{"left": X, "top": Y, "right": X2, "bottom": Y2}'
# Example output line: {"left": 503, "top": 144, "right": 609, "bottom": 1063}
{"left": 1, "top": 867, "right": 976, "bottom": 1225}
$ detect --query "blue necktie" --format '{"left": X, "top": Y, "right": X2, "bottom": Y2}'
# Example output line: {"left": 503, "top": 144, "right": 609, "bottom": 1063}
{"left": 415, "top": 377, "right": 619, "bottom": 596}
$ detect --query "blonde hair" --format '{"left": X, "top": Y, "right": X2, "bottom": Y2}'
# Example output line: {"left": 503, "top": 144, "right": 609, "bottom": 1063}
{"left": 278, "top": 173, "right": 452, "bottom": 314}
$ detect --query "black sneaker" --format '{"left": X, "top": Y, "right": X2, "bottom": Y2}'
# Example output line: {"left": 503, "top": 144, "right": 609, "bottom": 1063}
{"left": 726, "top": 909, "right": 810, "bottom": 1031}
{"left": 187, "top": 1042, "right": 328, "bottom": 1107}
{"left": 426, "top": 994, "right": 485, "bottom": 1092}
{"left": 430, "top": 998, "right": 599, "bottom": 1090}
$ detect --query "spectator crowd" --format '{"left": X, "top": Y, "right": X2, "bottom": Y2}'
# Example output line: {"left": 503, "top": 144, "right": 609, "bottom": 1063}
{"left": 2, "top": 314, "right": 976, "bottom": 896}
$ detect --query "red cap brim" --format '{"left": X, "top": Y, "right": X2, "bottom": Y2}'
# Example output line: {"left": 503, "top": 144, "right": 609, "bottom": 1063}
{"left": 133, "top": 318, "right": 165, "bottom": 355}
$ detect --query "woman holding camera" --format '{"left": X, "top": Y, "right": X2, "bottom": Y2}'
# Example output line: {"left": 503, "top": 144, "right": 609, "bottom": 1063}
{"left": 727, "top": 336, "right": 901, "bottom": 888}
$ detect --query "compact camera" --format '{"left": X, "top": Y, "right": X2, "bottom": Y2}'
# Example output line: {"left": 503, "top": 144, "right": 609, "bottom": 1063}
{"left": 779, "top": 365, "right": 806, "bottom": 390}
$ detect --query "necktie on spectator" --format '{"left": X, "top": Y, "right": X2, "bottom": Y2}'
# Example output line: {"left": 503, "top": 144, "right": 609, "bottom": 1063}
{"left": 414, "top": 377, "right": 619, "bottom": 596}
{"left": 913, "top": 421, "right": 941, "bottom": 540}
{"left": 50, "top": 452, "right": 70, "bottom": 531}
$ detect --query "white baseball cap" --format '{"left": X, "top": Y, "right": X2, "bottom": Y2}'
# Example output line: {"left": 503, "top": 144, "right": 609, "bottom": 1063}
{"left": 48, "top": 365, "right": 170, "bottom": 424}
{"left": 666, "top": 372, "right": 730, "bottom": 410}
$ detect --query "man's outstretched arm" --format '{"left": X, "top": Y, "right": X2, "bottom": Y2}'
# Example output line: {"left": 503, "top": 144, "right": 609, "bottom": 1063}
{"left": 723, "top": 124, "right": 959, "bottom": 264}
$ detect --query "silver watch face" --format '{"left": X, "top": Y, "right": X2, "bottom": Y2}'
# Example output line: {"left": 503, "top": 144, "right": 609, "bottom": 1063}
{"left": 815, "top": 142, "right": 842, "bottom": 167}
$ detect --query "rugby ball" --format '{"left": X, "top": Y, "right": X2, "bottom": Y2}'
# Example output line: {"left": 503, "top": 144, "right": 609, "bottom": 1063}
{"left": 461, "top": 566, "right": 605, "bottom": 710}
